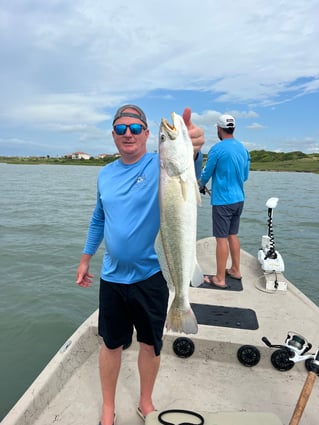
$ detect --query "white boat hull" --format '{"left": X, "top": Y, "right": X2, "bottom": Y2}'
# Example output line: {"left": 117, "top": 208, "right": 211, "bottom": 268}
{"left": 2, "top": 238, "right": 319, "bottom": 425}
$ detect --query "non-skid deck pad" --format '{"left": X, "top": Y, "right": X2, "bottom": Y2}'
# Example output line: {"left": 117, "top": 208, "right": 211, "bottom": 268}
{"left": 191, "top": 303, "right": 259, "bottom": 330}
{"left": 199, "top": 274, "right": 243, "bottom": 291}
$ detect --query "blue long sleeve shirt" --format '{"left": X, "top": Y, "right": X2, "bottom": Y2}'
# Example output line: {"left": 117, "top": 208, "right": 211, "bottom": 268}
{"left": 83, "top": 152, "right": 203, "bottom": 284}
{"left": 200, "top": 138, "right": 250, "bottom": 206}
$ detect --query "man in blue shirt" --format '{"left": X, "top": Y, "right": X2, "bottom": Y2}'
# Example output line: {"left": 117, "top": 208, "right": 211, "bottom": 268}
{"left": 76, "top": 105, "right": 204, "bottom": 425}
{"left": 199, "top": 114, "right": 250, "bottom": 289}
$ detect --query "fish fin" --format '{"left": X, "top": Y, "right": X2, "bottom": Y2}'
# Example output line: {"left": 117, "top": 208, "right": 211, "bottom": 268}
{"left": 180, "top": 173, "right": 201, "bottom": 205}
{"left": 166, "top": 301, "right": 198, "bottom": 334}
{"left": 190, "top": 261, "right": 203, "bottom": 287}
{"left": 154, "top": 231, "right": 174, "bottom": 291}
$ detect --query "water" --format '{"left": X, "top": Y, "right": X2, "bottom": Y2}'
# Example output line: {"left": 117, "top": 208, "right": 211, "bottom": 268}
{"left": 0, "top": 164, "right": 318, "bottom": 419}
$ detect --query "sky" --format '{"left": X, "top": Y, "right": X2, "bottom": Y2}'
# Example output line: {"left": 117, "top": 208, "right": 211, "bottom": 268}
{"left": 0, "top": 0, "right": 318, "bottom": 157}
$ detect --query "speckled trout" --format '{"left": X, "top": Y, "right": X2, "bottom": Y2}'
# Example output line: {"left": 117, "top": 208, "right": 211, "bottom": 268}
{"left": 155, "top": 112, "right": 202, "bottom": 334}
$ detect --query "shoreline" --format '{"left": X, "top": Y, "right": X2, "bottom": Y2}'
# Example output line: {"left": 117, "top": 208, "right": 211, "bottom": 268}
{"left": 1, "top": 157, "right": 318, "bottom": 174}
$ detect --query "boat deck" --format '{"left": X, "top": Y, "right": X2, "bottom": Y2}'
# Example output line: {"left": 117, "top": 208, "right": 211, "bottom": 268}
{"left": 3, "top": 238, "right": 319, "bottom": 425}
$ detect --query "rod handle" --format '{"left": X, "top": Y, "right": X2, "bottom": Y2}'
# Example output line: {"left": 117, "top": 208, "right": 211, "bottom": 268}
{"left": 289, "top": 371, "right": 317, "bottom": 425}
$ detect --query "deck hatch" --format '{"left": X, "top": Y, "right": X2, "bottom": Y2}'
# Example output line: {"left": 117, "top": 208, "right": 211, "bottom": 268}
{"left": 191, "top": 303, "right": 259, "bottom": 330}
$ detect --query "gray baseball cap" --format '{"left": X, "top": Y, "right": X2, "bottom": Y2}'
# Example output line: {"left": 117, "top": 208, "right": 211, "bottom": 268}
{"left": 112, "top": 104, "right": 148, "bottom": 128}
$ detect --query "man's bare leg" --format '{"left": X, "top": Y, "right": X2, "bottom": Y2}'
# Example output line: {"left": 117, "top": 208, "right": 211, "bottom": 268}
{"left": 227, "top": 234, "right": 241, "bottom": 278}
{"left": 99, "top": 344, "right": 122, "bottom": 425}
{"left": 138, "top": 342, "right": 160, "bottom": 417}
{"left": 214, "top": 237, "right": 229, "bottom": 286}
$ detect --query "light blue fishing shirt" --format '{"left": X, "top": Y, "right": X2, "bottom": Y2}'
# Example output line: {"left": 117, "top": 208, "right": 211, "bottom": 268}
{"left": 200, "top": 138, "right": 250, "bottom": 206}
{"left": 83, "top": 152, "right": 203, "bottom": 284}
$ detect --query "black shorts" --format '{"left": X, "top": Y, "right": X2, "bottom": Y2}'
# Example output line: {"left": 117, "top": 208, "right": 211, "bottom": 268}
{"left": 212, "top": 202, "right": 244, "bottom": 238}
{"left": 98, "top": 271, "right": 169, "bottom": 356}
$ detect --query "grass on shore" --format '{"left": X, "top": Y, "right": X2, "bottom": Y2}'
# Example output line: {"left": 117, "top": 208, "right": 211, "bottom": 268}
{"left": 250, "top": 158, "right": 319, "bottom": 173}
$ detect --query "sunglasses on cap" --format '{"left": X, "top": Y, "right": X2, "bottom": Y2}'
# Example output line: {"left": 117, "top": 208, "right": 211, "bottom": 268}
{"left": 113, "top": 123, "right": 146, "bottom": 135}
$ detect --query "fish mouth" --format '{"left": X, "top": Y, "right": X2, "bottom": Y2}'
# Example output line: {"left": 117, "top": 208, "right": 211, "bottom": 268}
{"left": 161, "top": 112, "right": 176, "bottom": 131}
{"left": 161, "top": 113, "right": 179, "bottom": 140}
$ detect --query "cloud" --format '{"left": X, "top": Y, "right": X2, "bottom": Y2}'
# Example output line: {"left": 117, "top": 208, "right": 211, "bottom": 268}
{"left": 0, "top": 0, "right": 318, "bottom": 155}
{"left": 5, "top": 95, "right": 109, "bottom": 126}
{"left": 247, "top": 123, "right": 266, "bottom": 129}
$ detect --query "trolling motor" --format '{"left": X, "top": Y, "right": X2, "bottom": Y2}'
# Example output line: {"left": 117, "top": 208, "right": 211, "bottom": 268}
{"left": 258, "top": 197, "right": 285, "bottom": 272}
{"left": 258, "top": 197, "right": 286, "bottom": 290}
{"left": 262, "top": 332, "right": 317, "bottom": 372}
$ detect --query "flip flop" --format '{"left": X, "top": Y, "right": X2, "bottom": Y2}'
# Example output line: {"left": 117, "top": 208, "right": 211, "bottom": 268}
{"left": 137, "top": 407, "right": 146, "bottom": 421}
{"left": 203, "top": 275, "right": 228, "bottom": 289}
{"left": 225, "top": 269, "right": 242, "bottom": 280}
{"left": 98, "top": 413, "right": 116, "bottom": 425}
{"left": 137, "top": 407, "right": 158, "bottom": 421}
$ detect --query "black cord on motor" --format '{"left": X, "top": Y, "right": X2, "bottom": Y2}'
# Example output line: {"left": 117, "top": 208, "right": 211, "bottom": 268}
{"left": 158, "top": 409, "right": 204, "bottom": 425}
{"left": 265, "top": 208, "right": 277, "bottom": 259}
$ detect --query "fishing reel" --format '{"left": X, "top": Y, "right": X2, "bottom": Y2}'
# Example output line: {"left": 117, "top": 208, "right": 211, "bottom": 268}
{"left": 262, "top": 332, "right": 316, "bottom": 372}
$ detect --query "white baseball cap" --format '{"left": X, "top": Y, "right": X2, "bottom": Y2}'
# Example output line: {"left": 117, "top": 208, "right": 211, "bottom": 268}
{"left": 216, "top": 114, "right": 236, "bottom": 129}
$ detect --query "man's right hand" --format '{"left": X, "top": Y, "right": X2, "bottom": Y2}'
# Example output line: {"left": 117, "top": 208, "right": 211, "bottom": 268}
{"left": 76, "top": 254, "right": 94, "bottom": 287}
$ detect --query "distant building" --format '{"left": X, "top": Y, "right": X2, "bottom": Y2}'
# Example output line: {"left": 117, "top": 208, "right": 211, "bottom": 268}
{"left": 98, "top": 153, "right": 121, "bottom": 159}
{"left": 97, "top": 153, "right": 110, "bottom": 159}
{"left": 63, "top": 152, "right": 121, "bottom": 160}
{"left": 71, "top": 152, "right": 91, "bottom": 160}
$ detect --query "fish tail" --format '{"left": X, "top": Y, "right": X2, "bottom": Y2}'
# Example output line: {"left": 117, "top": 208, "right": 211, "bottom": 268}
{"left": 166, "top": 301, "right": 198, "bottom": 334}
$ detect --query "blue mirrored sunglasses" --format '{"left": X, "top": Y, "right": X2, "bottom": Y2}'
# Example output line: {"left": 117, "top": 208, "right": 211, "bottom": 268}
{"left": 113, "top": 123, "right": 146, "bottom": 135}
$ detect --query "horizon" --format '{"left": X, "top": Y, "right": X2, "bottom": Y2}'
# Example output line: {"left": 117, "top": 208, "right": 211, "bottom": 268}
{"left": 2, "top": 149, "right": 318, "bottom": 160}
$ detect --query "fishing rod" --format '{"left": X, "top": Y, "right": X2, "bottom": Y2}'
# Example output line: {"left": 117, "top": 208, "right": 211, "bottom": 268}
{"left": 289, "top": 347, "right": 319, "bottom": 425}
{"left": 262, "top": 332, "right": 314, "bottom": 371}
{"left": 261, "top": 332, "right": 319, "bottom": 424}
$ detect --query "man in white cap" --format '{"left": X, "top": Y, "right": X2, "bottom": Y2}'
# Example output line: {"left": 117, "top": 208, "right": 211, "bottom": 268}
{"left": 199, "top": 114, "right": 250, "bottom": 289}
